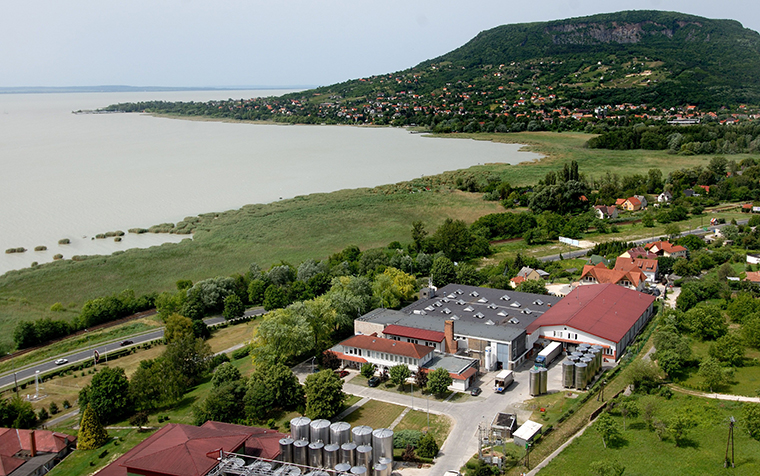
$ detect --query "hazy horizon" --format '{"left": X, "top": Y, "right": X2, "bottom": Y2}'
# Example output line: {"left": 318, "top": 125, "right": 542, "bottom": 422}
{"left": 3, "top": 1, "right": 759, "bottom": 90}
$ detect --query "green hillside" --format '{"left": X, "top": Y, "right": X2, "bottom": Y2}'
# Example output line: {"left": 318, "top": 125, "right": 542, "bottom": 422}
{"left": 104, "top": 11, "right": 760, "bottom": 125}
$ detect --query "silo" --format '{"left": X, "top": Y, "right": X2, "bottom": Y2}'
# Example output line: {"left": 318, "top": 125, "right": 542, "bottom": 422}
{"left": 539, "top": 367, "right": 548, "bottom": 395}
{"left": 529, "top": 367, "right": 541, "bottom": 396}
{"left": 279, "top": 438, "right": 294, "bottom": 463}
{"left": 371, "top": 429, "right": 393, "bottom": 464}
{"left": 356, "top": 445, "right": 373, "bottom": 470}
{"left": 340, "top": 442, "right": 357, "bottom": 466}
{"left": 590, "top": 346, "right": 602, "bottom": 370}
{"left": 335, "top": 463, "right": 352, "bottom": 474}
{"left": 324, "top": 444, "right": 340, "bottom": 469}
{"left": 274, "top": 466, "right": 302, "bottom": 476}
{"left": 352, "top": 426, "right": 373, "bottom": 446}
{"left": 584, "top": 353, "right": 596, "bottom": 373}
{"left": 378, "top": 457, "right": 392, "bottom": 467}
{"left": 291, "top": 417, "right": 312, "bottom": 441}
{"left": 562, "top": 360, "right": 575, "bottom": 388}
{"left": 574, "top": 362, "right": 587, "bottom": 389}
{"left": 570, "top": 351, "right": 584, "bottom": 360}
{"left": 293, "top": 439, "right": 310, "bottom": 466}
{"left": 577, "top": 343, "right": 590, "bottom": 353}
{"left": 330, "top": 422, "right": 351, "bottom": 446}
{"left": 372, "top": 463, "right": 388, "bottom": 476}
{"left": 350, "top": 467, "right": 367, "bottom": 476}
{"left": 309, "top": 441, "right": 324, "bottom": 468}
{"left": 581, "top": 356, "right": 595, "bottom": 377}
{"left": 485, "top": 348, "right": 492, "bottom": 371}
{"left": 310, "top": 419, "right": 331, "bottom": 443}
{"left": 305, "top": 472, "right": 329, "bottom": 476}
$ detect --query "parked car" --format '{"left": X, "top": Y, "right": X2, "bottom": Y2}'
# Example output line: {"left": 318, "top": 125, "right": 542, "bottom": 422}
{"left": 335, "top": 370, "right": 349, "bottom": 378}
{"left": 54, "top": 358, "right": 68, "bottom": 365}
{"left": 120, "top": 340, "right": 133, "bottom": 346}
{"left": 470, "top": 387, "right": 482, "bottom": 396}
{"left": 368, "top": 376, "right": 380, "bottom": 387}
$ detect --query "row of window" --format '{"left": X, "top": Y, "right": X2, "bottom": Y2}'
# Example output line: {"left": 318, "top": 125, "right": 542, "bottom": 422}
{"left": 344, "top": 347, "right": 419, "bottom": 366}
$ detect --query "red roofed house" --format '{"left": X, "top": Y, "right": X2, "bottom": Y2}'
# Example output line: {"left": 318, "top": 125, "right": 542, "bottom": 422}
{"left": 614, "top": 256, "right": 659, "bottom": 283}
{"left": 614, "top": 198, "right": 627, "bottom": 207}
{"left": 745, "top": 272, "right": 760, "bottom": 284}
{"left": 330, "top": 334, "right": 435, "bottom": 373}
{"left": 579, "top": 262, "right": 647, "bottom": 291}
{"left": 620, "top": 247, "right": 659, "bottom": 260}
{"left": 594, "top": 205, "right": 618, "bottom": 220}
{"left": 646, "top": 240, "right": 687, "bottom": 258}
{"left": 622, "top": 196, "right": 642, "bottom": 211}
{"left": 526, "top": 284, "right": 656, "bottom": 361}
{"left": 98, "top": 422, "right": 284, "bottom": 476}
{"left": 0, "top": 429, "right": 76, "bottom": 476}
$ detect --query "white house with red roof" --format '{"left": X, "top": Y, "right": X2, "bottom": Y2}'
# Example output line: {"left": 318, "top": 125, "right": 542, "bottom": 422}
{"left": 645, "top": 240, "right": 687, "bottom": 258}
{"left": 525, "top": 284, "right": 656, "bottom": 361}
{"left": 579, "top": 262, "right": 647, "bottom": 291}
{"left": 330, "top": 334, "right": 435, "bottom": 372}
{"left": 614, "top": 256, "right": 659, "bottom": 283}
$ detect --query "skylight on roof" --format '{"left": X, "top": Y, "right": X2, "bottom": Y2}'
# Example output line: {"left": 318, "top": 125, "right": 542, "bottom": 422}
{"left": 470, "top": 291, "right": 479, "bottom": 297}
{"left": 478, "top": 298, "right": 488, "bottom": 303}
{"left": 508, "top": 317, "right": 520, "bottom": 325}
{"left": 456, "top": 289, "right": 464, "bottom": 294}
{"left": 521, "top": 309, "right": 532, "bottom": 315}
{"left": 488, "top": 303, "right": 497, "bottom": 309}
{"left": 425, "top": 306, "right": 435, "bottom": 312}
{"left": 533, "top": 299, "right": 544, "bottom": 306}
{"left": 447, "top": 293, "right": 457, "bottom": 299}
{"left": 510, "top": 302, "right": 521, "bottom": 308}
{"left": 497, "top": 310, "right": 508, "bottom": 317}
{"left": 500, "top": 294, "right": 511, "bottom": 301}
{"left": 464, "top": 306, "right": 474, "bottom": 312}
{"left": 457, "top": 299, "right": 466, "bottom": 305}
{"left": 442, "top": 308, "right": 451, "bottom": 314}
{"left": 434, "top": 302, "right": 442, "bottom": 307}
{"left": 485, "top": 320, "right": 495, "bottom": 326}
{"left": 474, "top": 312, "right": 485, "bottom": 318}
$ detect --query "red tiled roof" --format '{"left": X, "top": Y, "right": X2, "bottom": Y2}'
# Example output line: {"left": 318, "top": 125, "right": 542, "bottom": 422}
{"left": 511, "top": 276, "right": 526, "bottom": 285}
{"left": 0, "top": 428, "right": 76, "bottom": 476}
{"left": 333, "top": 351, "right": 368, "bottom": 364}
{"left": 98, "top": 423, "right": 284, "bottom": 476}
{"left": 526, "top": 284, "right": 655, "bottom": 343}
{"left": 625, "top": 197, "right": 641, "bottom": 207}
{"left": 626, "top": 247, "right": 659, "bottom": 260}
{"left": 0, "top": 454, "right": 22, "bottom": 476}
{"left": 646, "top": 240, "right": 686, "bottom": 254}
{"left": 745, "top": 271, "right": 760, "bottom": 283}
{"left": 383, "top": 325, "right": 445, "bottom": 343}
{"left": 339, "top": 335, "right": 434, "bottom": 360}
{"left": 614, "top": 257, "right": 658, "bottom": 273}
{"left": 581, "top": 264, "right": 646, "bottom": 287}
{"left": 615, "top": 198, "right": 626, "bottom": 206}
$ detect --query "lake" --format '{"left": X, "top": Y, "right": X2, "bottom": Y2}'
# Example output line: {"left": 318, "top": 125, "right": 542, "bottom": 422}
{"left": 0, "top": 90, "right": 542, "bottom": 275}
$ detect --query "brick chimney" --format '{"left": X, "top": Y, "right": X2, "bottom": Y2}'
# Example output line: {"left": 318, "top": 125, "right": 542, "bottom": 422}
{"left": 30, "top": 430, "right": 36, "bottom": 457}
{"left": 444, "top": 320, "right": 457, "bottom": 354}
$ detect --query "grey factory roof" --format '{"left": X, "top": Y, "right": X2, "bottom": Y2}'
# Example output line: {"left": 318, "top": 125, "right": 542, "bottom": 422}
{"left": 422, "top": 353, "right": 478, "bottom": 375}
{"left": 358, "top": 284, "right": 562, "bottom": 344}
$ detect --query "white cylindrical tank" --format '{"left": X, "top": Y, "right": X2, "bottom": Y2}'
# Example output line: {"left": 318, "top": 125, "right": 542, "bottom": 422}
{"left": 291, "top": 417, "right": 312, "bottom": 441}
{"left": 330, "top": 422, "right": 351, "bottom": 446}
{"left": 371, "top": 429, "right": 393, "bottom": 465}
{"left": 293, "top": 439, "right": 309, "bottom": 466}
{"left": 324, "top": 444, "right": 340, "bottom": 469}
{"left": 309, "top": 441, "right": 324, "bottom": 468}
{"left": 356, "top": 445, "right": 373, "bottom": 470}
{"left": 279, "top": 438, "right": 294, "bottom": 463}
{"left": 351, "top": 426, "right": 373, "bottom": 446}
{"left": 310, "top": 419, "right": 331, "bottom": 443}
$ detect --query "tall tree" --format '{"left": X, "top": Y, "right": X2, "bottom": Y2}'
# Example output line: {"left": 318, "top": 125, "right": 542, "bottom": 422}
{"left": 78, "top": 404, "right": 109, "bottom": 450}
{"left": 78, "top": 367, "right": 133, "bottom": 425}
{"left": 304, "top": 370, "right": 345, "bottom": 419}
{"left": 426, "top": 367, "right": 452, "bottom": 395}
{"left": 430, "top": 257, "right": 456, "bottom": 288}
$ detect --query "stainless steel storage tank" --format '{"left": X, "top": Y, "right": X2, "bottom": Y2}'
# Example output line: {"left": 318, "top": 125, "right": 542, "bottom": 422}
{"left": 279, "top": 438, "right": 294, "bottom": 463}
{"left": 574, "top": 362, "right": 587, "bottom": 389}
{"left": 309, "top": 441, "right": 324, "bottom": 468}
{"left": 529, "top": 367, "right": 541, "bottom": 396}
{"left": 577, "top": 344, "right": 590, "bottom": 352}
{"left": 352, "top": 426, "right": 373, "bottom": 446}
{"left": 350, "top": 467, "right": 367, "bottom": 476}
{"left": 539, "top": 367, "right": 548, "bottom": 395}
{"left": 291, "top": 417, "right": 312, "bottom": 441}
{"left": 371, "top": 429, "right": 393, "bottom": 464}
{"left": 581, "top": 356, "right": 594, "bottom": 378}
{"left": 377, "top": 457, "right": 392, "bottom": 467}
{"left": 250, "top": 462, "right": 273, "bottom": 476}
{"left": 324, "top": 444, "right": 340, "bottom": 469}
{"left": 335, "top": 463, "right": 352, "bottom": 474}
{"left": 372, "top": 463, "right": 388, "bottom": 476}
{"left": 583, "top": 353, "right": 596, "bottom": 373}
{"left": 562, "top": 360, "right": 575, "bottom": 388}
{"left": 310, "top": 419, "right": 331, "bottom": 443}
{"left": 330, "top": 422, "right": 351, "bottom": 446}
{"left": 293, "top": 439, "right": 309, "bottom": 466}
{"left": 589, "top": 347, "right": 602, "bottom": 370}
{"left": 340, "top": 442, "right": 357, "bottom": 466}
{"left": 356, "top": 445, "right": 373, "bottom": 470}
{"left": 304, "top": 471, "right": 329, "bottom": 476}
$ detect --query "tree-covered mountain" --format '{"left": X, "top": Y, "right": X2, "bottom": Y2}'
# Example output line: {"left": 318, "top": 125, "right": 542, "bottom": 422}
{"left": 104, "top": 11, "right": 760, "bottom": 127}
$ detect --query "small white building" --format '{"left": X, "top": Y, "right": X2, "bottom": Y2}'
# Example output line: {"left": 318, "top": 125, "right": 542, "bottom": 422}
{"left": 513, "top": 420, "right": 543, "bottom": 447}
{"left": 330, "top": 335, "right": 435, "bottom": 373}
{"left": 747, "top": 254, "right": 760, "bottom": 265}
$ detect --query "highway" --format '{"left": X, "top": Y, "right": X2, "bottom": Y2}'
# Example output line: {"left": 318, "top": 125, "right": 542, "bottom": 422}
{"left": 0, "top": 308, "right": 264, "bottom": 391}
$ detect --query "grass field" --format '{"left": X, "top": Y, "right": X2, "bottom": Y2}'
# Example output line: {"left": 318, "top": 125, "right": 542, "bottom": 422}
{"left": 394, "top": 409, "right": 452, "bottom": 446}
{"left": 538, "top": 393, "right": 760, "bottom": 476}
{"left": 0, "top": 131, "right": 740, "bottom": 350}
{"left": 343, "top": 399, "right": 406, "bottom": 429}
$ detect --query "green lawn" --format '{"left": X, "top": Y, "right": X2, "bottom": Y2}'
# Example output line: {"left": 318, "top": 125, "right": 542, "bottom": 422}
{"left": 394, "top": 409, "right": 452, "bottom": 446}
{"left": 539, "top": 393, "right": 760, "bottom": 476}
{"left": 48, "top": 428, "right": 151, "bottom": 476}
{"left": 674, "top": 339, "right": 760, "bottom": 398}
{"left": 349, "top": 376, "right": 465, "bottom": 403}
{"left": 343, "top": 400, "right": 406, "bottom": 429}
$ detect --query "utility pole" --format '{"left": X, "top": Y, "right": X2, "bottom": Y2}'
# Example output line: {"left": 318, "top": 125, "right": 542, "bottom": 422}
{"left": 8, "top": 353, "right": 18, "bottom": 396}
{"left": 725, "top": 416, "right": 735, "bottom": 468}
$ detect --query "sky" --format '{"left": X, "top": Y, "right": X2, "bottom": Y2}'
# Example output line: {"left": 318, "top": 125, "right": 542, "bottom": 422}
{"left": 2, "top": 0, "right": 759, "bottom": 89}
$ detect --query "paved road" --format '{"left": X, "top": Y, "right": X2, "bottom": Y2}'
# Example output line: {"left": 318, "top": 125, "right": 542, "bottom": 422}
{"left": 0, "top": 308, "right": 264, "bottom": 390}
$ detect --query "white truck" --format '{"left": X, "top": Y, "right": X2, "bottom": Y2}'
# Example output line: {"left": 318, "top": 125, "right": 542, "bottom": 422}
{"left": 535, "top": 341, "right": 563, "bottom": 368}
{"left": 494, "top": 369, "right": 514, "bottom": 393}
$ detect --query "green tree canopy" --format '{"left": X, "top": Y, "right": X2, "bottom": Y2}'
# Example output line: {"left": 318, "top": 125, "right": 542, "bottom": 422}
{"left": 594, "top": 412, "right": 621, "bottom": 449}
{"left": 79, "top": 367, "right": 133, "bottom": 425}
{"left": 389, "top": 364, "right": 411, "bottom": 386}
{"left": 222, "top": 294, "right": 245, "bottom": 320}
{"left": 164, "top": 314, "right": 195, "bottom": 344}
{"left": 430, "top": 257, "right": 456, "bottom": 288}
{"left": 252, "top": 307, "right": 315, "bottom": 365}
{"left": 426, "top": 367, "right": 452, "bottom": 395}
{"left": 304, "top": 370, "right": 345, "bottom": 420}
{"left": 516, "top": 279, "right": 548, "bottom": 295}
{"left": 78, "top": 404, "right": 109, "bottom": 450}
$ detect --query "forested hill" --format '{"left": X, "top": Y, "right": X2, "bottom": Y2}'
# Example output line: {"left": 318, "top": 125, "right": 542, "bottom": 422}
{"left": 103, "top": 11, "right": 760, "bottom": 128}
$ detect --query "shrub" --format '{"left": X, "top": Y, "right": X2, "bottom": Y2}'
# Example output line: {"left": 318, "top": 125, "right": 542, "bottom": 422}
{"left": 417, "top": 433, "right": 439, "bottom": 458}
{"left": 37, "top": 408, "right": 49, "bottom": 421}
{"left": 49, "top": 402, "right": 59, "bottom": 415}
{"left": 393, "top": 429, "right": 423, "bottom": 449}
{"left": 361, "top": 363, "right": 376, "bottom": 378}
{"left": 58, "top": 238, "right": 70, "bottom": 245}
{"left": 34, "top": 245, "right": 47, "bottom": 251}
{"left": 53, "top": 254, "right": 63, "bottom": 260}
{"left": 231, "top": 346, "right": 250, "bottom": 360}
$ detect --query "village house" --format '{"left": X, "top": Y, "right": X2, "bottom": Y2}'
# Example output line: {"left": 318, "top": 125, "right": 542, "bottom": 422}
{"left": 646, "top": 240, "right": 688, "bottom": 258}
{"left": 622, "top": 196, "right": 643, "bottom": 211}
{"left": 620, "top": 247, "right": 659, "bottom": 260}
{"left": 657, "top": 191, "right": 673, "bottom": 203}
{"left": 614, "top": 256, "right": 659, "bottom": 283}
{"left": 579, "top": 262, "right": 647, "bottom": 291}
{"left": 594, "top": 205, "right": 618, "bottom": 220}
{"left": 0, "top": 429, "right": 76, "bottom": 476}
{"left": 745, "top": 272, "right": 760, "bottom": 284}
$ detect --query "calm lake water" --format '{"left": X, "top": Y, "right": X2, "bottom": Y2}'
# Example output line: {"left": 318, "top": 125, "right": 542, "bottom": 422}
{"left": 0, "top": 90, "right": 541, "bottom": 275}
